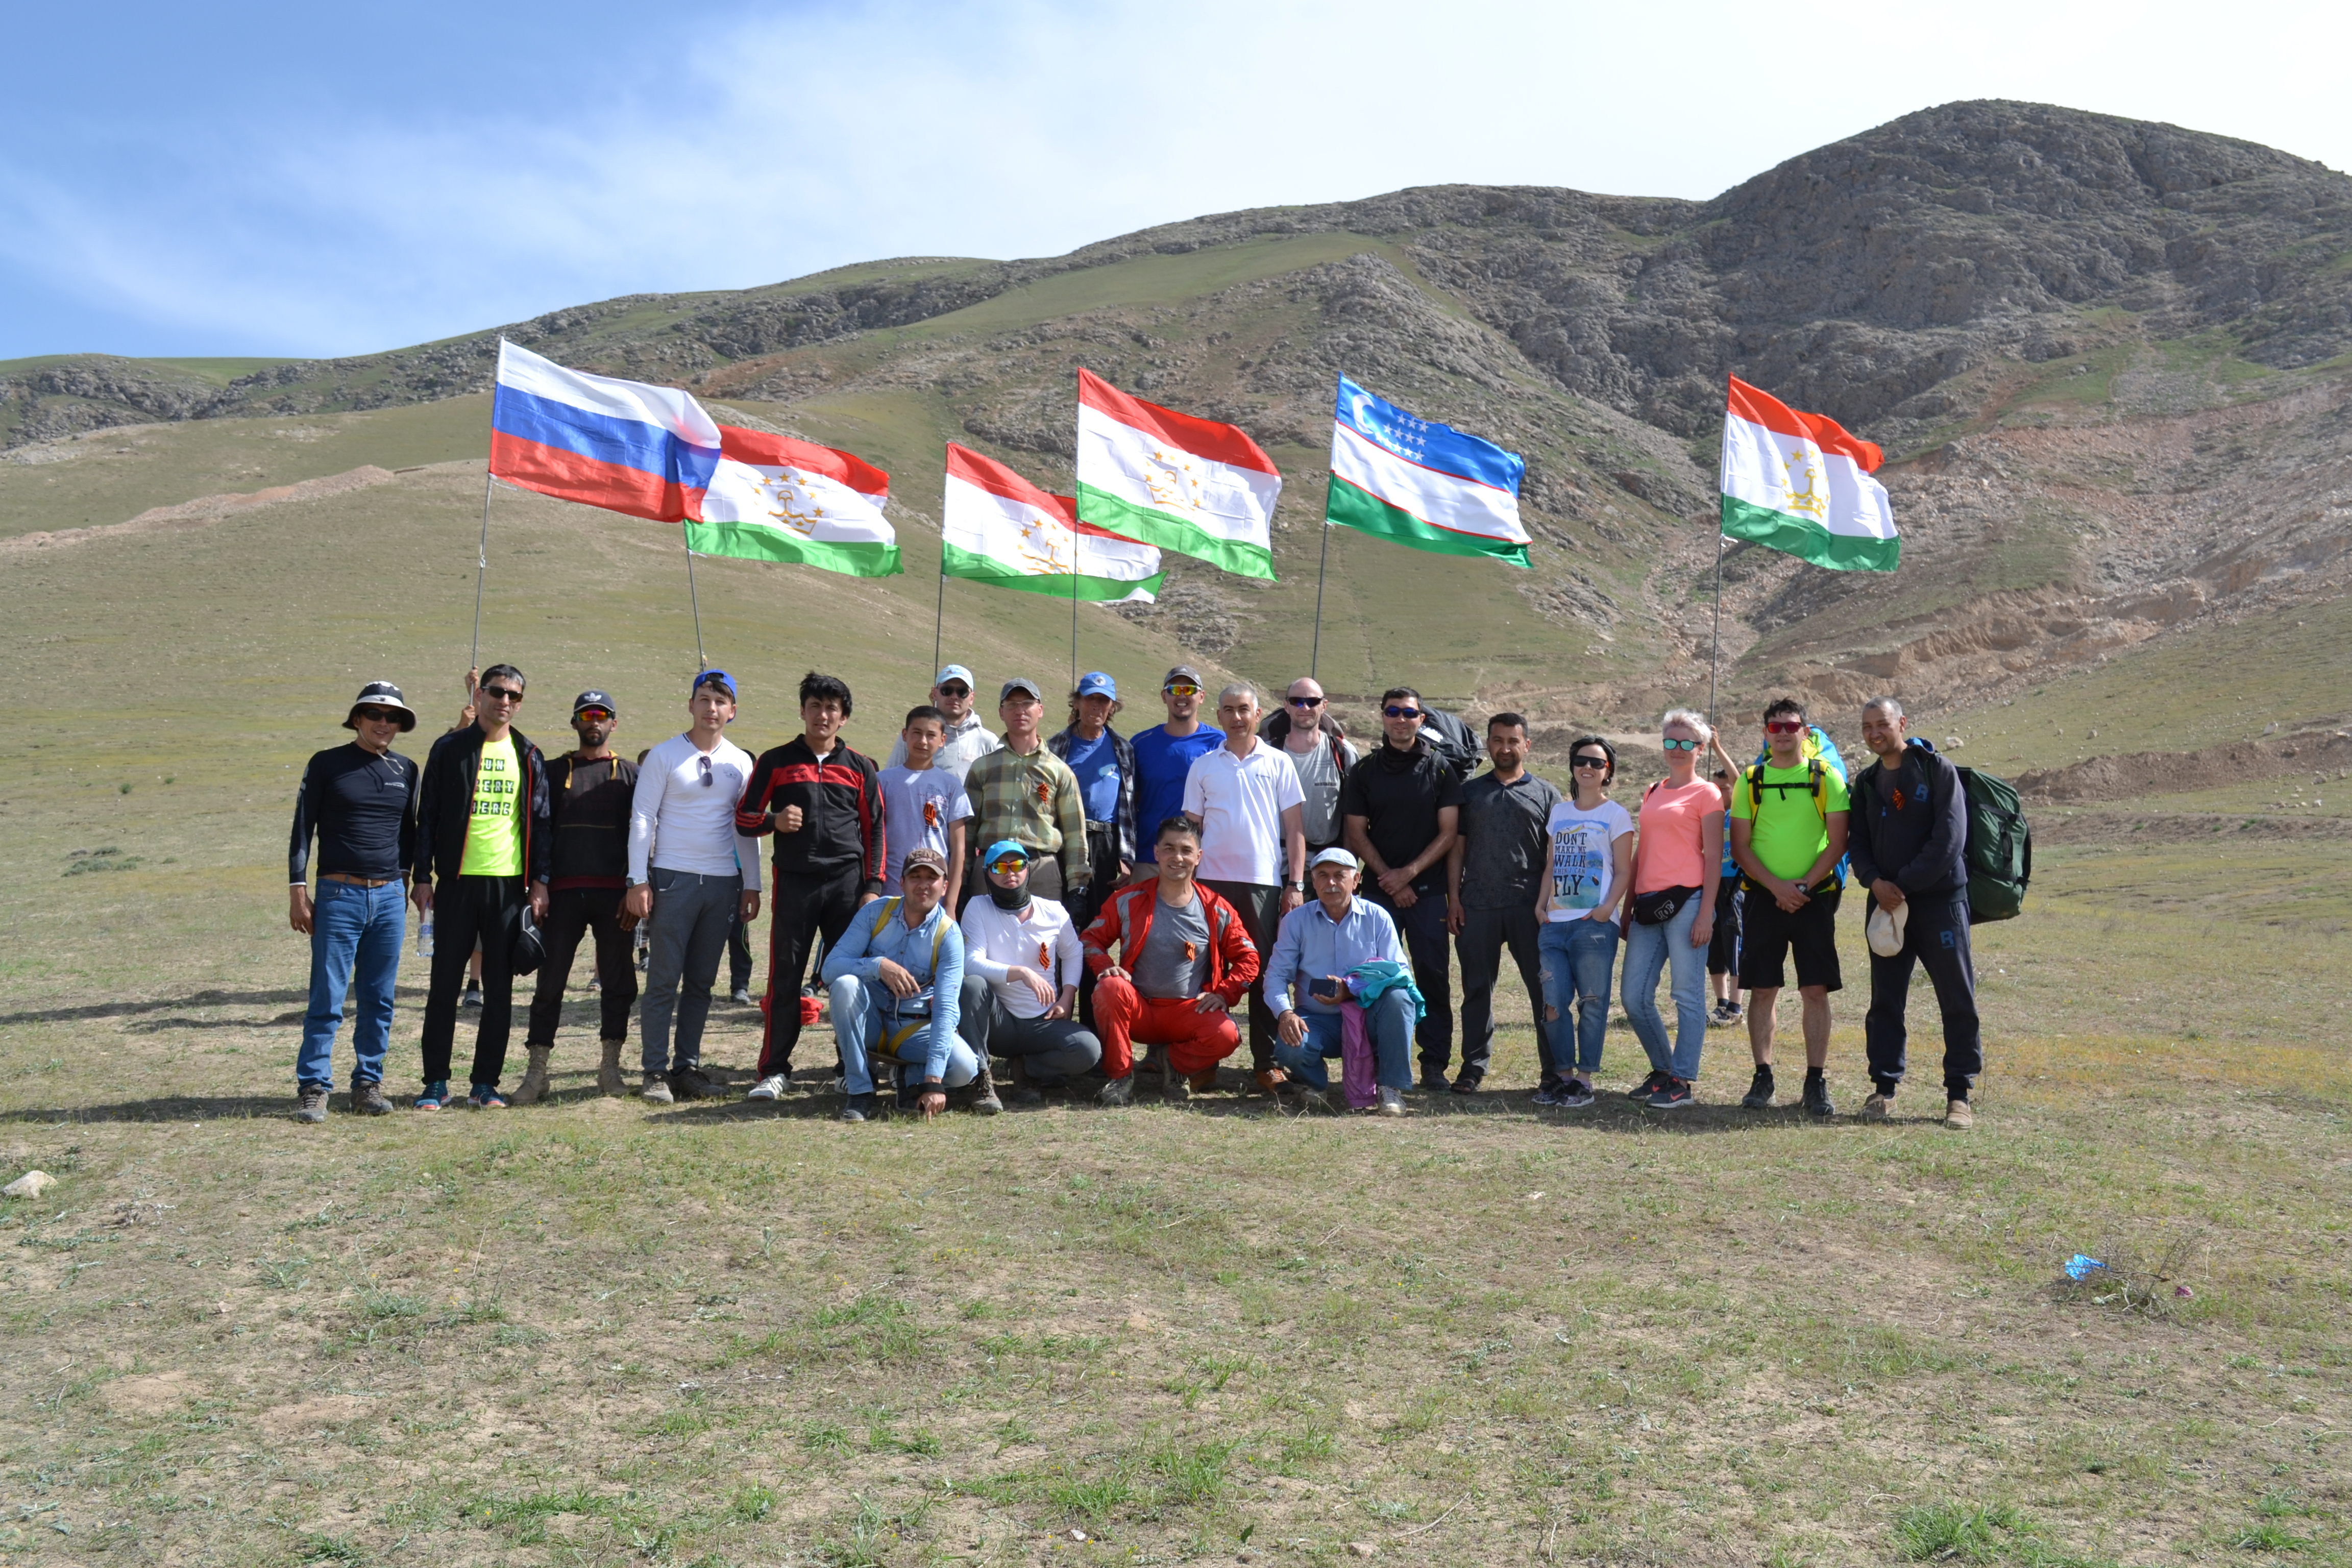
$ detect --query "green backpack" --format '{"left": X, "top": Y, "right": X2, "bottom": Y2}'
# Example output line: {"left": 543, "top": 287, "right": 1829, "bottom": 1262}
{"left": 1954, "top": 765, "right": 2032, "bottom": 922}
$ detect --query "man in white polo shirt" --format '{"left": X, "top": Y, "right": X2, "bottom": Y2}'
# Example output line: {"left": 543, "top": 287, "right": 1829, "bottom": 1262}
{"left": 625, "top": 670, "right": 762, "bottom": 1105}
{"left": 1182, "top": 683, "right": 1306, "bottom": 1092}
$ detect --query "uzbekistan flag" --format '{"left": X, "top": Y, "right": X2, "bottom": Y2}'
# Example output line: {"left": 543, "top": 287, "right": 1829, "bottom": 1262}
{"left": 1326, "top": 375, "right": 1530, "bottom": 568}
{"left": 489, "top": 339, "right": 720, "bottom": 522}
{"left": 1073, "top": 368, "right": 1280, "bottom": 580}
{"left": 1720, "top": 376, "right": 1899, "bottom": 572}
{"left": 692, "top": 427, "right": 901, "bottom": 577}
{"left": 943, "top": 443, "right": 1164, "bottom": 603}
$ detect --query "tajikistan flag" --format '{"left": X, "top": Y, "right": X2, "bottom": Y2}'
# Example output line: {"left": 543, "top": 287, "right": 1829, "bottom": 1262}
{"left": 943, "top": 443, "right": 1165, "bottom": 603}
{"left": 1720, "top": 377, "right": 1899, "bottom": 572}
{"left": 1327, "top": 375, "right": 1530, "bottom": 567}
{"left": 1074, "top": 369, "right": 1281, "bottom": 580}
{"left": 691, "top": 427, "right": 901, "bottom": 577}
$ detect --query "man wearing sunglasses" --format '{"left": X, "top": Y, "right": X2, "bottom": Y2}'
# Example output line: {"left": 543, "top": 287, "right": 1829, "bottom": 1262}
{"left": 627, "top": 670, "right": 762, "bottom": 1105}
{"left": 885, "top": 663, "right": 1001, "bottom": 779}
{"left": 288, "top": 681, "right": 422, "bottom": 1122}
{"left": 1128, "top": 665, "right": 1222, "bottom": 888}
{"left": 1263, "top": 677, "right": 1358, "bottom": 862}
{"left": 1341, "top": 687, "right": 1464, "bottom": 1091}
{"left": 518, "top": 692, "right": 639, "bottom": 1103}
{"left": 413, "top": 663, "right": 552, "bottom": 1110}
{"left": 958, "top": 840, "right": 1102, "bottom": 1105}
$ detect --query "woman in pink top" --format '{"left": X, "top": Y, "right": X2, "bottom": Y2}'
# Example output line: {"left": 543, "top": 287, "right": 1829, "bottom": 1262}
{"left": 1620, "top": 708, "right": 1723, "bottom": 1109}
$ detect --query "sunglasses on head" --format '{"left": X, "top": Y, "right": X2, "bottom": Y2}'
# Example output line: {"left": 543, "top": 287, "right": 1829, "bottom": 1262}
{"left": 1572, "top": 754, "right": 1610, "bottom": 769}
{"left": 1661, "top": 737, "right": 1700, "bottom": 751}
{"left": 1288, "top": 694, "right": 1324, "bottom": 708}
{"left": 1765, "top": 719, "right": 1805, "bottom": 734}
{"left": 1383, "top": 705, "right": 1422, "bottom": 720}
{"left": 480, "top": 685, "right": 523, "bottom": 703}
{"left": 1164, "top": 683, "right": 1200, "bottom": 698}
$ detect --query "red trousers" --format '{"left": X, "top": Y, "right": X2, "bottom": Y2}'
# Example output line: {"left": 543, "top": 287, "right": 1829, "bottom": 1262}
{"left": 1093, "top": 974, "right": 1240, "bottom": 1079}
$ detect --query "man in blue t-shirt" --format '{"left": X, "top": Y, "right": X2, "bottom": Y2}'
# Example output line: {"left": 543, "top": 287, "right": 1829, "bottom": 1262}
{"left": 1128, "top": 665, "right": 1221, "bottom": 878}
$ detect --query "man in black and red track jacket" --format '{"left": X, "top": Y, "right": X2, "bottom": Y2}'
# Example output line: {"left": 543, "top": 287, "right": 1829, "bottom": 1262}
{"left": 734, "top": 672, "right": 888, "bottom": 1094}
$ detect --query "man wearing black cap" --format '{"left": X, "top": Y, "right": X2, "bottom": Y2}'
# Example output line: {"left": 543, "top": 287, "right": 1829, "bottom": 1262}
{"left": 518, "top": 691, "right": 640, "bottom": 1103}
{"left": 288, "top": 682, "right": 422, "bottom": 1122}
{"left": 413, "top": 663, "right": 552, "bottom": 1110}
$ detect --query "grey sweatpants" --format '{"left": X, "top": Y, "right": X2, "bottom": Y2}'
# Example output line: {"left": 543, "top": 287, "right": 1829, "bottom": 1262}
{"left": 641, "top": 867, "right": 742, "bottom": 1075}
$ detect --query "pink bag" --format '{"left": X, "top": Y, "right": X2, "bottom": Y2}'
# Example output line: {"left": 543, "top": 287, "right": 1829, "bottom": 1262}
{"left": 1338, "top": 1001, "right": 1379, "bottom": 1110}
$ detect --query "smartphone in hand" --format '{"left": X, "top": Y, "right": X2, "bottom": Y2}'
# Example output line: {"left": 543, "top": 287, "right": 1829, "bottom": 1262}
{"left": 1309, "top": 975, "right": 1346, "bottom": 1003}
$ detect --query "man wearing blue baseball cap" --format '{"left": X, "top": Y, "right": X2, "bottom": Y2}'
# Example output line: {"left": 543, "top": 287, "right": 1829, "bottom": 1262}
{"left": 959, "top": 840, "right": 1102, "bottom": 1105}
{"left": 1048, "top": 671, "right": 1135, "bottom": 934}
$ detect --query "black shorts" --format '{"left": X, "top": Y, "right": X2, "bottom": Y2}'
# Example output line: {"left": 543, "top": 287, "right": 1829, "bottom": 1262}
{"left": 1706, "top": 874, "right": 1742, "bottom": 975}
{"left": 1738, "top": 885, "right": 1842, "bottom": 993}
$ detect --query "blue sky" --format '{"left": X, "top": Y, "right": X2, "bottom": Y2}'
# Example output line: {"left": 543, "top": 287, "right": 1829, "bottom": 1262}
{"left": 4, "top": 0, "right": 2343, "bottom": 361}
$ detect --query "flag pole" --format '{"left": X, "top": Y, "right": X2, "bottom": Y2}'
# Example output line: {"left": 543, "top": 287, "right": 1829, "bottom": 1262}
{"left": 1069, "top": 532, "right": 1080, "bottom": 693}
{"left": 933, "top": 516, "right": 948, "bottom": 678}
{"left": 469, "top": 469, "right": 492, "bottom": 670}
{"left": 1308, "top": 514, "right": 1333, "bottom": 679}
{"left": 1706, "top": 407, "right": 1726, "bottom": 729}
{"left": 681, "top": 525, "right": 708, "bottom": 671}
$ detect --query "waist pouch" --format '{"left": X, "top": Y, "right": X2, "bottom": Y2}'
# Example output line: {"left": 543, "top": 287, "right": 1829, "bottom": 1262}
{"left": 1631, "top": 886, "right": 1699, "bottom": 926}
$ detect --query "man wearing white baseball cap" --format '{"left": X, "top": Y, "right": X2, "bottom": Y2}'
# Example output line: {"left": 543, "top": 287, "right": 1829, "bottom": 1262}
{"left": 1263, "top": 849, "right": 1415, "bottom": 1115}
{"left": 886, "top": 664, "right": 1002, "bottom": 779}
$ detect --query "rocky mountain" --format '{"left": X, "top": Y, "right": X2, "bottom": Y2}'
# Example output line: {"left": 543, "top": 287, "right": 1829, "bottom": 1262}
{"left": 8, "top": 100, "right": 2347, "bottom": 719}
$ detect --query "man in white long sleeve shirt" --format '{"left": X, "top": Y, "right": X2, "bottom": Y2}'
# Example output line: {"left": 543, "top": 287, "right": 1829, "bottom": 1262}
{"left": 624, "top": 671, "right": 763, "bottom": 1103}
{"left": 958, "top": 840, "right": 1102, "bottom": 1106}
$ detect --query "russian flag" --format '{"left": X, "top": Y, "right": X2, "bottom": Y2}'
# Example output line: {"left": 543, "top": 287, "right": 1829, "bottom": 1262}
{"left": 489, "top": 339, "right": 722, "bottom": 523}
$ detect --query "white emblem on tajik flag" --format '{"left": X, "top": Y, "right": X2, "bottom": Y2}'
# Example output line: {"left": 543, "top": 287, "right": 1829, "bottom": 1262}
{"left": 1073, "top": 369, "right": 1281, "bottom": 580}
{"left": 691, "top": 427, "right": 900, "bottom": 577}
{"left": 943, "top": 443, "right": 1165, "bottom": 602}
{"left": 1719, "top": 377, "right": 1898, "bottom": 572}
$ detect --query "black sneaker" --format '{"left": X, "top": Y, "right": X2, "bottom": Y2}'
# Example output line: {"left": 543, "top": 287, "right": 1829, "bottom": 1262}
{"left": 670, "top": 1064, "right": 718, "bottom": 1101}
{"left": 1449, "top": 1070, "right": 1483, "bottom": 1095}
{"left": 1626, "top": 1070, "right": 1668, "bottom": 1101}
{"left": 839, "top": 1092, "right": 875, "bottom": 1122}
{"left": 1646, "top": 1076, "right": 1696, "bottom": 1110}
{"left": 1418, "top": 1070, "right": 1450, "bottom": 1093}
{"left": 1741, "top": 1068, "right": 1776, "bottom": 1110}
{"left": 1801, "top": 1075, "right": 1835, "bottom": 1118}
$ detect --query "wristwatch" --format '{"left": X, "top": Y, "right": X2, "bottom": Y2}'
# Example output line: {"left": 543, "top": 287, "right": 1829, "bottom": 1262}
{"left": 1285, "top": 880, "right": 1308, "bottom": 892}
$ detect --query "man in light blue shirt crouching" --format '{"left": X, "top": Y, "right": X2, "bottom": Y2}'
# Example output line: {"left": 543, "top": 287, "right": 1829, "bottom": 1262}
{"left": 1264, "top": 848, "right": 1415, "bottom": 1115}
{"left": 821, "top": 846, "right": 978, "bottom": 1122}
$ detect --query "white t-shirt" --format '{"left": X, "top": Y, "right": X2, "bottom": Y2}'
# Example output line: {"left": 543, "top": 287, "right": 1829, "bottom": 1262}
{"left": 1542, "top": 797, "right": 1634, "bottom": 922}
{"left": 1182, "top": 740, "right": 1306, "bottom": 886}
{"left": 960, "top": 896, "right": 1081, "bottom": 1020}
{"left": 629, "top": 732, "right": 763, "bottom": 886}
{"left": 878, "top": 764, "right": 972, "bottom": 895}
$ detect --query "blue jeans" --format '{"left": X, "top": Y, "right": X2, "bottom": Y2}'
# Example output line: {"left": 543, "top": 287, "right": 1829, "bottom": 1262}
{"left": 298, "top": 879, "right": 406, "bottom": 1089}
{"left": 830, "top": 974, "right": 979, "bottom": 1097}
{"left": 1622, "top": 899, "right": 1708, "bottom": 1081}
{"left": 1537, "top": 917, "right": 1618, "bottom": 1077}
{"left": 1271, "top": 989, "right": 1416, "bottom": 1091}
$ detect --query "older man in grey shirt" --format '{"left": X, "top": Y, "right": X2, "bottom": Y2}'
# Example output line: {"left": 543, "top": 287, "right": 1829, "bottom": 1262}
{"left": 1444, "top": 713, "right": 1560, "bottom": 1094}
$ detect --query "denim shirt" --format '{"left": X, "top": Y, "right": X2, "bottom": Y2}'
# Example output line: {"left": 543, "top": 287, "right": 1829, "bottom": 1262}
{"left": 1263, "top": 895, "right": 1407, "bottom": 1017}
{"left": 820, "top": 898, "right": 967, "bottom": 1078}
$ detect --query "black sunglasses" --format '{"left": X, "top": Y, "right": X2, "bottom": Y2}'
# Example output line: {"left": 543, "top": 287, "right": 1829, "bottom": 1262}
{"left": 1573, "top": 754, "right": 1610, "bottom": 769}
{"left": 697, "top": 754, "right": 714, "bottom": 787}
{"left": 1288, "top": 695, "right": 1325, "bottom": 707}
{"left": 938, "top": 684, "right": 971, "bottom": 698}
{"left": 354, "top": 707, "right": 402, "bottom": 724}
{"left": 1383, "top": 705, "right": 1422, "bottom": 720}
{"left": 480, "top": 685, "right": 524, "bottom": 703}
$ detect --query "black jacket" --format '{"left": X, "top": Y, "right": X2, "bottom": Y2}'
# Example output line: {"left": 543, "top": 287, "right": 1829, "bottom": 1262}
{"left": 1848, "top": 740, "right": 1966, "bottom": 898}
{"left": 413, "top": 723, "right": 551, "bottom": 887}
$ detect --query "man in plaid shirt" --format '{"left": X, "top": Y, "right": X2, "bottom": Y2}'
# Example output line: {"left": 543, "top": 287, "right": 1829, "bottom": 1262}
{"left": 963, "top": 677, "right": 1090, "bottom": 910}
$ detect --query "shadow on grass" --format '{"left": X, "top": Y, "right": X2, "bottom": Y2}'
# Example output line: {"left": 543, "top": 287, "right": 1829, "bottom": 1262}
{"left": 0, "top": 987, "right": 312, "bottom": 1026}
{"left": 0, "top": 1092, "right": 301, "bottom": 1122}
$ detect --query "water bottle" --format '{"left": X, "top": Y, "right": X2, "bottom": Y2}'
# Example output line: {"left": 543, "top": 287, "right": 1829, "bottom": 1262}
{"left": 419, "top": 909, "right": 435, "bottom": 958}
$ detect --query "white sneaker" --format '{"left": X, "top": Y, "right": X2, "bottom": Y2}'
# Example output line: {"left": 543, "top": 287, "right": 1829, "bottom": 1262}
{"left": 747, "top": 1073, "right": 788, "bottom": 1101}
{"left": 1377, "top": 1087, "right": 1405, "bottom": 1117}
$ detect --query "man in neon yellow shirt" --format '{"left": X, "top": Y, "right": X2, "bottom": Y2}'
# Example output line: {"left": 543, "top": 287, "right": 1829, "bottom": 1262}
{"left": 1728, "top": 697, "right": 1849, "bottom": 1117}
{"left": 413, "top": 662, "right": 551, "bottom": 1110}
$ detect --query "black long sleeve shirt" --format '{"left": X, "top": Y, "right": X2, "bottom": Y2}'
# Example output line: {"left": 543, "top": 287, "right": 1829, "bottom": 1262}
{"left": 1848, "top": 742, "right": 1967, "bottom": 898}
{"left": 289, "top": 743, "right": 419, "bottom": 884}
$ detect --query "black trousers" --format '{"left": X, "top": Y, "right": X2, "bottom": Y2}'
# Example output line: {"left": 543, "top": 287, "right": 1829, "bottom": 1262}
{"left": 759, "top": 864, "right": 868, "bottom": 1075}
{"left": 526, "top": 887, "right": 636, "bottom": 1046}
{"left": 1455, "top": 903, "right": 1552, "bottom": 1082}
{"left": 1367, "top": 884, "right": 1453, "bottom": 1074}
{"left": 1706, "top": 874, "right": 1743, "bottom": 977}
{"left": 1203, "top": 878, "right": 1282, "bottom": 1074}
{"left": 1864, "top": 888, "right": 1983, "bottom": 1097}
{"left": 422, "top": 875, "right": 523, "bottom": 1087}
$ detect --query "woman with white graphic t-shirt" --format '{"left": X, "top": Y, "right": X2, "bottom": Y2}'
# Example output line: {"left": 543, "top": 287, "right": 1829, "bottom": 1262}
{"left": 1533, "top": 735, "right": 1635, "bottom": 1109}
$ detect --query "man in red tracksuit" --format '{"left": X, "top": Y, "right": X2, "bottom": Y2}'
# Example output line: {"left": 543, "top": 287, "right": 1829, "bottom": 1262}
{"left": 1081, "top": 815, "right": 1260, "bottom": 1106}
{"left": 736, "top": 672, "right": 888, "bottom": 1100}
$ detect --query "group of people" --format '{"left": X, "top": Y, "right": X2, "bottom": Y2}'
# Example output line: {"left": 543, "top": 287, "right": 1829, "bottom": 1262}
{"left": 288, "top": 660, "right": 1984, "bottom": 1128}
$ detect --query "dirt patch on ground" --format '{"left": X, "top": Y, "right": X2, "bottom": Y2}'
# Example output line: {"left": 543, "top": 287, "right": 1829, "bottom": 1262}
{"left": 2018, "top": 730, "right": 2352, "bottom": 803}
{"left": 1, "top": 465, "right": 398, "bottom": 554}
{"left": 256, "top": 1394, "right": 371, "bottom": 1439}
{"left": 102, "top": 1370, "right": 204, "bottom": 1417}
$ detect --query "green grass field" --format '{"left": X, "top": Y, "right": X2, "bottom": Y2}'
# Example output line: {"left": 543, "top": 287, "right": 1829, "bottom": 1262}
{"left": 1, "top": 415, "right": 2347, "bottom": 1566}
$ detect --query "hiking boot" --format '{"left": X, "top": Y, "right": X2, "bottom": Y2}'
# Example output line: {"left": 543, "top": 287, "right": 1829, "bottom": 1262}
{"left": 1097, "top": 1074, "right": 1136, "bottom": 1107}
{"left": 1646, "top": 1076, "right": 1695, "bottom": 1110}
{"left": 1376, "top": 1087, "right": 1406, "bottom": 1116}
{"left": 1254, "top": 1067, "right": 1290, "bottom": 1095}
{"left": 966, "top": 1064, "right": 1006, "bottom": 1116}
{"left": 461, "top": 982, "right": 483, "bottom": 1009}
{"left": 640, "top": 1071, "right": 674, "bottom": 1105}
{"left": 747, "top": 1073, "right": 788, "bottom": 1102}
{"left": 597, "top": 1038, "right": 625, "bottom": 1096}
{"left": 1801, "top": 1075, "right": 1835, "bottom": 1118}
{"left": 1708, "top": 1001, "right": 1734, "bottom": 1027}
{"left": 1861, "top": 1090, "right": 1895, "bottom": 1121}
{"left": 296, "top": 1086, "right": 328, "bottom": 1124}
{"left": 839, "top": 1092, "right": 875, "bottom": 1123}
{"left": 1740, "top": 1067, "right": 1776, "bottom": 1110}
{"left": 1450, "top": 1069, "right": 1484, "bottom": 1095}
{"left": 670, "top": 1064, "right": 718, "bottom": 1101}
{"left": 413, "top": 1080, "right": 452, "bottom": 1111}
{"left": 1558, "top": 1076, "right": 1597, "bottom": 1110}
{"left": 1944, "top": 1097, "right": 1975, "bottom": 1130}
{"left": 1627, "top": 1070, "right": 1668, "bottom": 1101}
{"left": 1189, "top": 1069, "right": 1219, "bottom": 1095}
{"left": 511, "top": 1044, "right": 553, "bottom": 1106}
{"left": 349, "top": 1080, "right": 392, "bottom": 1116}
